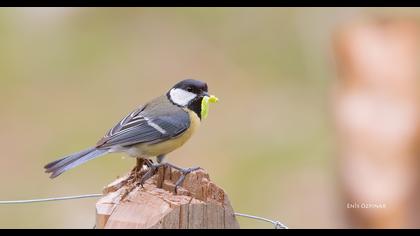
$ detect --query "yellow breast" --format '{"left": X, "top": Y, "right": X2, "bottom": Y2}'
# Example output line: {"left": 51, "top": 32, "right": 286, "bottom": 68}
{"left": 131, "top": 109, "right": 200, "bottom": 157}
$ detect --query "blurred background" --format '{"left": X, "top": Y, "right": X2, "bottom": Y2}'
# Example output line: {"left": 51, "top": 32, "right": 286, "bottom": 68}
{"left": 0, "top": 7, "right": 419, "bottom": 228}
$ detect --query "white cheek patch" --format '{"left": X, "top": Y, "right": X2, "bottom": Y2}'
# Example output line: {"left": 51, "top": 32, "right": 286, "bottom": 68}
{"left": 169, "top": 88, "right": 197, "bottom": 106}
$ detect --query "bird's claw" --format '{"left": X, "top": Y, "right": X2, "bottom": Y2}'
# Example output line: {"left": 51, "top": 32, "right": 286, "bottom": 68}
{"left": 174, "top": 166, "right": 201, "bottom": 194}
{"left": 137, "top": 162, "right": 162, "bottom": 187}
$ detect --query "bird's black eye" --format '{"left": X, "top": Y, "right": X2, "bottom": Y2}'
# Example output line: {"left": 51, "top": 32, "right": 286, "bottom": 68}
{"left": 186, "top": 87, "right": 193, "bottom": 92}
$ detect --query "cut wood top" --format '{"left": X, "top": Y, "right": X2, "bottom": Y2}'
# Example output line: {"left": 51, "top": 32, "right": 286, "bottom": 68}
{"left": 96, "top": 166, "right": 240, "bottom": 229}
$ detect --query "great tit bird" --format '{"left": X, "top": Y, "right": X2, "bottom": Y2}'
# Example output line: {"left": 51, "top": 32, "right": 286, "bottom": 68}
{"left": 44, "top": 79, "right": 217, "bottom": 188}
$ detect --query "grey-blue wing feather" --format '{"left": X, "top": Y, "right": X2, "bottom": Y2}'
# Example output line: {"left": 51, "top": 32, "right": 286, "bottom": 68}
{"left": 96, "top": 110, "right": 190, "bottom": 148}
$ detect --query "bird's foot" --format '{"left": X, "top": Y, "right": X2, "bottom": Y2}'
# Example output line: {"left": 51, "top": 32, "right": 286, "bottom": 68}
{"left": 162, "top": 163, "right": 201, "bottom": 194}
{"left": 174, "top": 167, "right": 201, "bottom": 194}
{"left": 130, "top": 160, "right": 201, "bottom": 194}
{"left": 137, "top": 161, "right": 164, "bottom": 187}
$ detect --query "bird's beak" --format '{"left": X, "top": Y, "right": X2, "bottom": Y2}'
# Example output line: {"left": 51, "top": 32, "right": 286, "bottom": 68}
{"left": 202, "top": 91, "right": 210, "bottom": 97}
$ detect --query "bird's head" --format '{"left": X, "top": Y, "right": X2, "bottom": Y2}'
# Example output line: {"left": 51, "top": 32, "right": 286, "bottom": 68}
{"left": 168, "top": 79, "right": 218, "bottom": 119}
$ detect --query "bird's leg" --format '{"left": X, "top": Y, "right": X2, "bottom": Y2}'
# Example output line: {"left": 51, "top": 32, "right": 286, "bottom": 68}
{"left": 136, "top": 155, "right": 201, "bottom": 194}
{"left": 160, "top": 162, "right": 201, "bottom": 194}
{"left": 138, "top": 157, "right": 165, "bottom": 187}
{"left": 156, "top": 154, "right": 165, "bottom": 164}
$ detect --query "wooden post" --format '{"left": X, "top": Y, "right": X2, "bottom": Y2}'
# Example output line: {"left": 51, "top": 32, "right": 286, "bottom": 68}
{"left": 95, "top": 166, "right": 240, "bottom": 229}
{"left": 332, "top": 17, "right": 420, "bottom": 228}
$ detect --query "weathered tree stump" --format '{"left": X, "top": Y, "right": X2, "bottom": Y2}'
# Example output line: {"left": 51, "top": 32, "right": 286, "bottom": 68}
{"left": 95, "top": 166, "right": 240, "bottom": 229}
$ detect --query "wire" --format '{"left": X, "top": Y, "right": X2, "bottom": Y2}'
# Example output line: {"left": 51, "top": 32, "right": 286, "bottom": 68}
{"left": 234, "top": 212, "right": 288, "bottom": 229}
{"left": 0, "top": 194, "right": 103, "bottom": 204}
{"left": 0, "top": 193, "right": 288, "bottom": 229}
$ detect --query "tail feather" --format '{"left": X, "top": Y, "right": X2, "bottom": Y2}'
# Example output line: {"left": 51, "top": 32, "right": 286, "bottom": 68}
{"left": 44, "top": 147, "right": 108, "bottom": 178}
{"left": 44, "top": 148, "right": 96, "bottom": 170}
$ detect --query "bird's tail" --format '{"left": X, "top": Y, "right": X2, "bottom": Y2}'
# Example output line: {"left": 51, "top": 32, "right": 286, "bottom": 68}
{"left": 44, "top": 147, "right": 108, "bottom": 178}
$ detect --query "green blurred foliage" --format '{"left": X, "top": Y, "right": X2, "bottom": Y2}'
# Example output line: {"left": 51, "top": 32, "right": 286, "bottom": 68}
{"left": 0, "top": 7, "right": 419, "bottom": 228}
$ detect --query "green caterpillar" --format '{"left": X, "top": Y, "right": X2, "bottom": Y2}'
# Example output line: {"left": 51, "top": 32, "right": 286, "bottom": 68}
{"left": 201, "top": 95, "right": 219, "bottom": 119}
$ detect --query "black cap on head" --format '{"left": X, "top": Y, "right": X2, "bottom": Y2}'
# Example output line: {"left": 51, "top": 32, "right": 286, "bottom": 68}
{"left": 172, "top": 79, "right": 208, "bottom": 94}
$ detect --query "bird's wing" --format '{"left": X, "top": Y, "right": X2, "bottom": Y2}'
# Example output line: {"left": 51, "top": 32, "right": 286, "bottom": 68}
{"left": 95, "top": 105, "right": 190, "bottom": 149}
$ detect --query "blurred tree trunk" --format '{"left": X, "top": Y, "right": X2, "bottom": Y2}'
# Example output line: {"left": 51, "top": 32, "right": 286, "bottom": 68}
{"left": 332, "top": 17, "right": 420, "bottom": 228}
